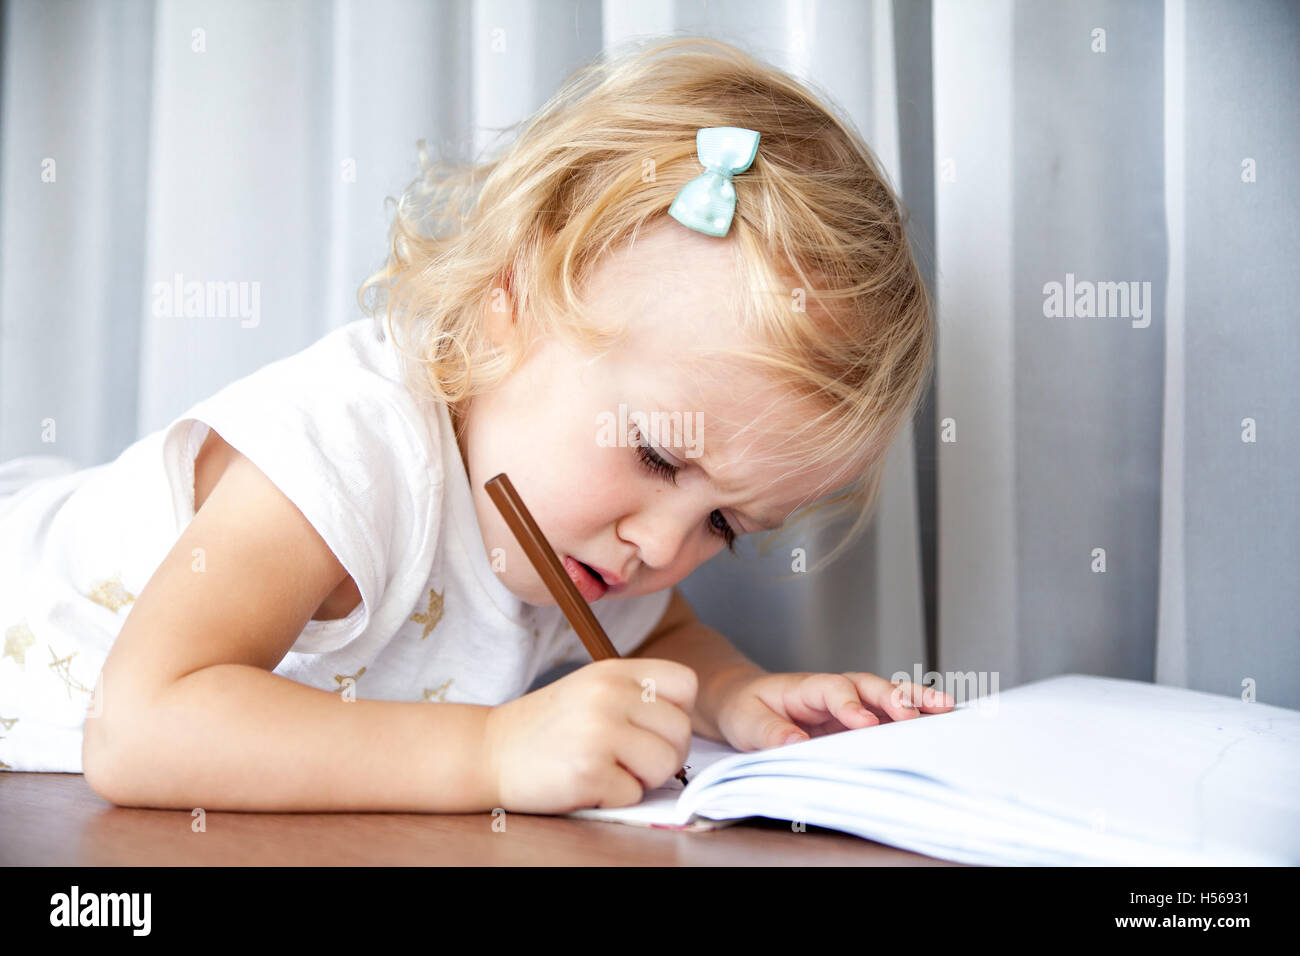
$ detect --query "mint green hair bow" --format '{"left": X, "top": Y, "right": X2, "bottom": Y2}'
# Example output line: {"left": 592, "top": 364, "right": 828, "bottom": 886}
{"left": 667, "top": 126, "right": 761, "bottom": 237}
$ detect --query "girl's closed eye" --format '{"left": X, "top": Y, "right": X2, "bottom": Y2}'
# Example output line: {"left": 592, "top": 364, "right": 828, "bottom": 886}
{"left": 629, "top": 423, "right": 738, "bottom": 552}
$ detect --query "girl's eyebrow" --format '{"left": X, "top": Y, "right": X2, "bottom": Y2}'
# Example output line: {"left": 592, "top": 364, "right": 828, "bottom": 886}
{"left": 647, "top": 398, "right": 784, "bottom": 531}
{"left": 695, "top": 451, "right": 789, "bottom": 532}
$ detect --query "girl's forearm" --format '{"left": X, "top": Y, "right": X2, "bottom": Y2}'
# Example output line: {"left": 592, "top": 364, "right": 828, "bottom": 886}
{"left": 84, "top": 663, "right": 497, "bottom": 813}
{"left": 631, "top": 620, "right": 765, "bottom": 741}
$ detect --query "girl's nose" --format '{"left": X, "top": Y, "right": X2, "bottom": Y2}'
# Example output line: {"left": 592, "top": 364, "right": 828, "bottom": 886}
{"left": 620, "top": 507, "right": 697, "bottom": 572}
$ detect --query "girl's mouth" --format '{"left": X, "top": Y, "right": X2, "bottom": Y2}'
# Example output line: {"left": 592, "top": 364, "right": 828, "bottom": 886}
{"left": 563, "top": 555, "right": 608, "bottom": 602}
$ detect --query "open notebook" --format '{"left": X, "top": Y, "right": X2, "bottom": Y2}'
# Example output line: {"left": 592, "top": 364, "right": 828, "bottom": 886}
{"left": 568, "top": 674, "right": 1300, "bottom": 866}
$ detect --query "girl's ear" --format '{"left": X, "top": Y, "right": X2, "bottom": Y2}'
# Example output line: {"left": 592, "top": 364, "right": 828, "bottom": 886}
{"left": 485, "top": 270, "right": 517, "bottom": 347}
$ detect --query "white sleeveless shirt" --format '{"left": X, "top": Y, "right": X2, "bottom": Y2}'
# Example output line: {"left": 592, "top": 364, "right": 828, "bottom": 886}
{"left": 0, "top": 319, "right": 671, "bottom": 772}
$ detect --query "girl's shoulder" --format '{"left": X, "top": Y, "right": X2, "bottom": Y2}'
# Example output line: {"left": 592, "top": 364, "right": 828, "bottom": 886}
{"left": 185, "top": 318, "right": 440, "bottom": 471}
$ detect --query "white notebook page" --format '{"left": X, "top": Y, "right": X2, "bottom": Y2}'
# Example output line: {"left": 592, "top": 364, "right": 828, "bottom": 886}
{"left": 568, "top": 675, "right": 1300, "bottom": 864}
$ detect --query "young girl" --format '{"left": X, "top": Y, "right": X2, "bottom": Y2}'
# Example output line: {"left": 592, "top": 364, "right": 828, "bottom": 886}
{"left": 0, "top": 37, "right": 951, "bottom": 813}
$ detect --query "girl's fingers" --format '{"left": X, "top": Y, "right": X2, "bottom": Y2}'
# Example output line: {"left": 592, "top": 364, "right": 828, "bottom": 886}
{"left": 912, "top": 682, "right": 956, "bottom": 711}
{"left": 838, "top": 672, "right": 918, "bottom": 721}
{"left": 844, "top": 673, "right": 955, "bottom": 721}
{"left": 751, "top": 672, "right": 955, "bottom": 741}
{"left": 790, "top": 674, "right": 880, "bottom": 729}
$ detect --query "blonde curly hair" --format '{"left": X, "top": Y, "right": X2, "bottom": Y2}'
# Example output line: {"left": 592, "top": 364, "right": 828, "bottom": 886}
{"left": 359, "top": 36, "right": 934, "bottom": 573}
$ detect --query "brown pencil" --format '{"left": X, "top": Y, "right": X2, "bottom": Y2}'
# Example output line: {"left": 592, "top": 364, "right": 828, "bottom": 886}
{"left": 484, "top": 472, "right": 690, "bottom": 788}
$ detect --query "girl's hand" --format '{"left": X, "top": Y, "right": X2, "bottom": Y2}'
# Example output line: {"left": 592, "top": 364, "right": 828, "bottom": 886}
{"left": 713, "top": 671, "right": 956, "bottom": 752}
{"left": 483, "top": 657, "right": 697, "bottom": 813}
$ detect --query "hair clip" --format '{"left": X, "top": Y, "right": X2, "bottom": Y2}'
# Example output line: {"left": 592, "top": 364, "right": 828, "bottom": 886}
{"left": 667, "top": 127, "right": 760, "bottom": 237}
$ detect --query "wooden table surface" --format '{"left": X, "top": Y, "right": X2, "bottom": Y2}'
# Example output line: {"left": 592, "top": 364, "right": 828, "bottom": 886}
{"left": 1, "top": 772, "right": 961, "bottom": 866}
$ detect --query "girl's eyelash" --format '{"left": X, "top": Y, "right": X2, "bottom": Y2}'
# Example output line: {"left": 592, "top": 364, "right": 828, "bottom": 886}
{"left": 630, "top": 425, "right": 737, "bottom": 552}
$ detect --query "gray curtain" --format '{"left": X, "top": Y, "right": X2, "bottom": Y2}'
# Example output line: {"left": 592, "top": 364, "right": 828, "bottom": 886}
{"left": 1, "top": 0, "right": 1295, "bottom": 708}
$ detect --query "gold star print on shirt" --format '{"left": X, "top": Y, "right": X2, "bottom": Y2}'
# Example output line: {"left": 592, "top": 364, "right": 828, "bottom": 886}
{"left": 410, "top": 587, "right": 444, "bottom": 639}
{"left": 4, "top": 621, "right": 36, "bottom": 668}
{"left": 422, "top": 679, "right": 454, "bottom": 703}
{"left": 86, "top": 572, "right": 136, "bottom": 613}
{"left": 331, "top": 666, "right": 367, "bottom": 694}
{"left": 48, "top": 646, "right": 96, "bottom": 700}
